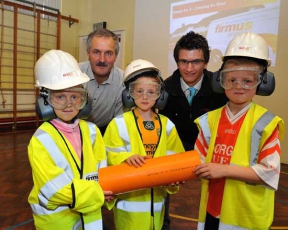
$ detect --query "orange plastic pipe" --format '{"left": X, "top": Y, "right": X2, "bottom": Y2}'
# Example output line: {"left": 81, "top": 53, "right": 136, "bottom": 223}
{"left": 98, "top": 150, "right": 200, "bottom": 194}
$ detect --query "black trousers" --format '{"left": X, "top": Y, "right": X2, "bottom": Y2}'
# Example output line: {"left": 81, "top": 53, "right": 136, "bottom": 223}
{"left": 161, "top": 194, "right": 170, "bottom": 230}
{"left": 204, "top": 212, "right": 219, "bottom": 230}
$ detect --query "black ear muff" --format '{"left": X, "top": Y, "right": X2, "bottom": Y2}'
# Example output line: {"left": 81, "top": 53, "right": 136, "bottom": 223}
{"left": 122, "top": 88, "right": 136, "bottom": 108}
{"left": 77, "top": 95, "right": 92, "bottom": 119}
{"left": 211, "top": 70, "right": 225, "bottom": 93}
{"left": 36, "top": 96, "right": 56, "bottom": 121}
{"left": 256, "top": 71, "right": 275, "bottom": 96}
{"left": 154, "top": 90, "right": 169, "bottom": 110}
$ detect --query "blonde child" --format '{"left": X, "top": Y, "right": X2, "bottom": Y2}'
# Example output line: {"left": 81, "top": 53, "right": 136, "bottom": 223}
{"left": 104, "top": 59, "right": 185, "bottom": 230}
{"left": 28, "top": 50, "right": 113, "bottom": 229}
{"left": 194, "top": 32, "right": 285, "bottom": 229}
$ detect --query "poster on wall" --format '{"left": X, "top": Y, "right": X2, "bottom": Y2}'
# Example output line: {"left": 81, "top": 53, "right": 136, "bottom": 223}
{"left": 169, "top": 0, "right": 281, "bottom": 72}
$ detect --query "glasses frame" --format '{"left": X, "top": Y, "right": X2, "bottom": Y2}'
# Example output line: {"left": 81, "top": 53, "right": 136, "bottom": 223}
{"left": 220, "top": 67, "right": 262, "bottom": 90}
{"left": 47, "top": 88, "right": 88, "bottom": 110}
{"left": 128, "top": 81, "right": 161, "bottom": 101}
{"left": 177, "top": 59, "right": 205, "bottom": 67}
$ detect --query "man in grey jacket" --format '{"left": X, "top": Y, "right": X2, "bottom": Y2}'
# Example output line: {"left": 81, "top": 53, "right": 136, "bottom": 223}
{"left": 80, "top": 28, "right": 125, "bottom": 135}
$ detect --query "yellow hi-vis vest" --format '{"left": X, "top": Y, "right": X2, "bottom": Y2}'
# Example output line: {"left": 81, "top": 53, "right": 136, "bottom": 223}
{"left": 28, "top": 120, "right": 106, "bottom": 230}
{"left": 104, "top": 111, "right": 185, "bottom": 230}
{"left": 195, "top": 103, "right": 285, "bottom": 230}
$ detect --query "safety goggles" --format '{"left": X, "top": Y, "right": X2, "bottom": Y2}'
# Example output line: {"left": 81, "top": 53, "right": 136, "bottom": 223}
{"left": 128, "top": 80, "right": 161, "bottom": 100}
{"left": 47, "top": 88, "right": 88, "bottom": 110}
{"left": 220, "top": 67, "right": 262, "bottom": 90}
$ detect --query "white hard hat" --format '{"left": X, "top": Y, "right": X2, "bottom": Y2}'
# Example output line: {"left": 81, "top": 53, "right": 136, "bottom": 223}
{"left": 123, "top": 59, "right": 162, "bottom": 83}
{"left": 224, "top": 32, "right": 271, "bottom": 66}
{"left": 34, "top": 49, "right": 90, "bottom": 90}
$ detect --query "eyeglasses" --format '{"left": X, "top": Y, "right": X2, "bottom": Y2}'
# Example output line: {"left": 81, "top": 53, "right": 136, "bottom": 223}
{"left": 128, "top": 81, "right": 161, "bottom": 100}
{"left": 220, "top": 67, "right": 262, "bottom": 90}
{"left": 47, "top": 88, "right": 88, "bottom": 110}
{"left": 178, "top": 59, "right": 205, "bottom": 67}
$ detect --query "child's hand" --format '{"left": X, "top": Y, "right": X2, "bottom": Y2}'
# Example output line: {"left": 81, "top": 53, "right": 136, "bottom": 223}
{"left": 103, "top": 190, "right": 114, "bottom": 202}
{"left": 162, "top": 181, "right": 185, "bottom": 187}
{"left": 125, "top": 154, "right": 150, "bottom": 167}
{"left": 194, "top": 163, "right": 227, "bottom": 179}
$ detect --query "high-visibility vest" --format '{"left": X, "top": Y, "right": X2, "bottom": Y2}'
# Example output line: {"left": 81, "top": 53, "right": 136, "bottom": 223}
{"left": 28, "top": 120, "right": 106, "bottom": 230}
{"left": 195, "top": 103, "right": 285, "bottom": 230}
{"left": 104, "top": 111, "right": 185, "bottom": 230}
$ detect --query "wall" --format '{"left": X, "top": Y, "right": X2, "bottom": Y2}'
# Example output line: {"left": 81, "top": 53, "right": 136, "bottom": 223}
{"left": 133, "top": 0, "right": 288, "bottom": 163}
{"left": 61, "top": 0, "right": 135, "bottom": 69}
{"left": 60, "top": 0, "right": 80, "bottom": 57}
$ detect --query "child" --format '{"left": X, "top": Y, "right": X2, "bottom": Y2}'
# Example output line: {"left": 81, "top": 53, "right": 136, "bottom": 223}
{"left": 194, "top": 32, "right": 285, "bottom": 230}
{"left": 103, "top": 59, "right": 185, "bottom": 230}
{"left": 28, "top": 50, "right": 113, "bottom": 229}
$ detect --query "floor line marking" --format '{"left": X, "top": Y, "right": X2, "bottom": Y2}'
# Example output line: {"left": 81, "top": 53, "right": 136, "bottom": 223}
{"left": 5, "top": 219, "right": 33, "bottom": 230}
{"left": 170, "top": 213, "right": 198, "bottom": 222}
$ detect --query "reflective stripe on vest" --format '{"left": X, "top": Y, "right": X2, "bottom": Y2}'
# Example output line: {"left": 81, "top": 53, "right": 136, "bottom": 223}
{"left": 98, "top": 158, "right": 107, "bottom": 169}
{"left": 72, "top": 219, "right": 102, "bottom": 230}
{"left": 250, "top": 111, "right": 275, "bottom": 166}
{"left": 38, "top": 172, "right": 72, "bottom": 207}
{"left": 116, "top": 199, "right": 165, "bottom": 213}
{"left": 35, "top": 129, "right": 74, "bottom": 208}
{"left": 198, "top": 222, "right": 250, "bottom": 230}
{"left": 31, "top": 203, "right": 69, "bottom": 215}
{"left": 166, "top": 150, "right": 175, "bottom": 155}
{"left": 166, "top": 119, "right": 178, "bottom": 155}
{"left": 35, "top": 129, "right": 74, "bottom": 179}
{"left": 86, "top": 121, "right": 97, "bottom": 145}
{"left": 83, "top": 219, "right": 102, "bottom": 230}
{"left": 86, "top": 121, "right": 107, "bottom": 169}
{"left": 166, "top": 119, "right": 174, "bottom": 136}
{"left": 219, "top": 222, "right": 249, "bottom": 230}
{"left": 34, "top": 126, "right": 99, "bottom": 208}
{"left": 114, "top": 115, "right": 131, "bottom": 151}
{"left": 198, "top": 113, "right": 210, "bottom": 145}
{"left": 199, "top": 111, "right": 276, "bottom": 166}
{"left": 111, "top": 114, "right": 177, "bottom": 154}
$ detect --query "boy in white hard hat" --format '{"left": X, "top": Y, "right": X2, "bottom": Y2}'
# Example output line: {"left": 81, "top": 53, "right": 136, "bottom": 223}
{"left": 194, "top": 32, "right": 285, "bottom": 229}
{"left": 28, "top": 49, "right": 113, "bottom": 229}
{"left": 103, "top": 59, "right": 185, "bottom": 230}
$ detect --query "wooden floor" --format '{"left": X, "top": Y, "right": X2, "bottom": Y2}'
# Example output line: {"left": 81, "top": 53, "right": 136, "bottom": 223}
{"left": 0, "top": 129, "right": 288, "bottom": 230}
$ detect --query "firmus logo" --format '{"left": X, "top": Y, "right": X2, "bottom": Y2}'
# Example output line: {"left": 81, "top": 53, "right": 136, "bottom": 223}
{"left": 133, "top": 64, "right": 141, "bottom": 69}
{"left": 63, "top": 72, "right": 74, "bottom": 77}
{"left": 238, "top": 46, "right": 252, "bottom": 51}
{"left": 86, "top": 173, "right": 98, "bottom": 181}
{"left": 214, "top": 22, "right": 252, "bottom": 33}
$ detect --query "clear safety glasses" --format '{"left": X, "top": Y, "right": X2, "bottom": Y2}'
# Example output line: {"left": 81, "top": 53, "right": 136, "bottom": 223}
{"left": 177, "top": 59, "right": 205, "bottom": 67}
{"left": 129, "top": 80, "right": 161, "bottom": 100}
{"left": 47, "top": 88, "right": 88, "bottom": 110}
{"left": 220, "top": 67, "right": 262, "bottom": 90}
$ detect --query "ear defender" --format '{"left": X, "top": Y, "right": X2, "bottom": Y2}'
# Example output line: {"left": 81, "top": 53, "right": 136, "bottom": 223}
{"left": 122, "top": 88, "right": 136, "bottom": 108}
{"left": 76, "top": 95, "right": 92, "bottom": 119}
{"left": 257, "top": 71, "right": 275, "bottom": 96}
{"left": 211, "top": 70, "right": 225, "bottom": 94}
{"left": 154, "top": 81, "right": 169, "bottom": 110}
{"left": 36, "top": 96, "right": 57, "bottom": 121}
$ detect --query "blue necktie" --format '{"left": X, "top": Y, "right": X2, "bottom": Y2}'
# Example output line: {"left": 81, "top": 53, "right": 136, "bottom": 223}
{"left": 188, "top": 87, "right": 196, "bottom": 105}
